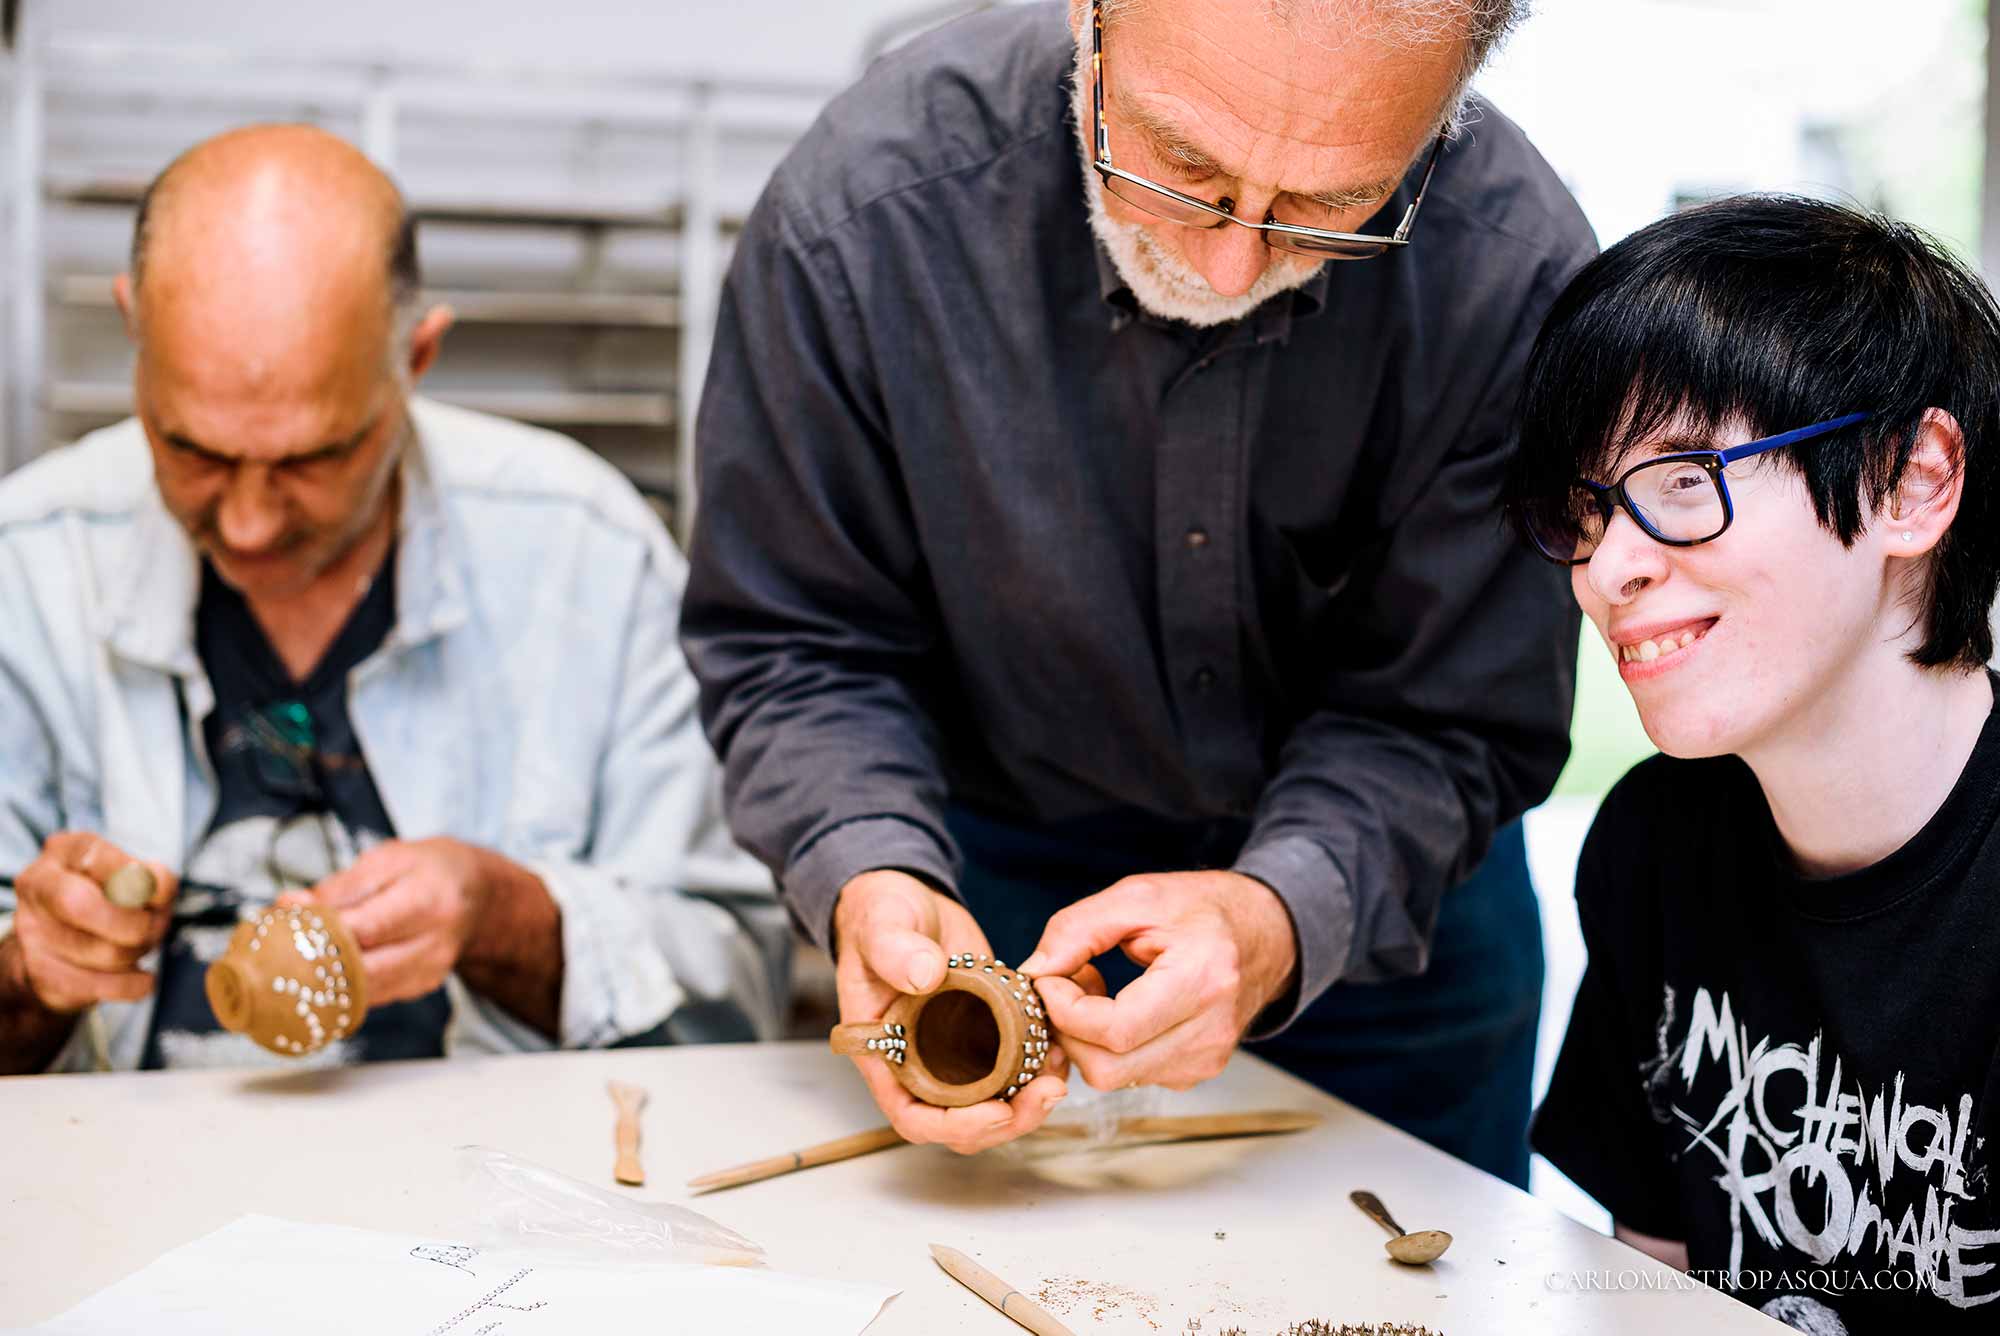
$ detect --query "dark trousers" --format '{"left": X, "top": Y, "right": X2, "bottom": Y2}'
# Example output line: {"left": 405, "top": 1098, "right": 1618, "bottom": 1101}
{"left": 944, "top": 804, "right": 1545, "bottom": 1187}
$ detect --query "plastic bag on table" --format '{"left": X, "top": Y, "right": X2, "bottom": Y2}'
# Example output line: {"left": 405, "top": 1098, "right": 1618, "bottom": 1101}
{"left": 459, "top": 1145, "right": 765, "bottom": 1267}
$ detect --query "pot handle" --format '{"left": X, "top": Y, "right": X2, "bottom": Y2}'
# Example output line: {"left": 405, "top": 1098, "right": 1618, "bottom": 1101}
{"left": 829, "top": 1020, "right": 909, "bottom": 1063}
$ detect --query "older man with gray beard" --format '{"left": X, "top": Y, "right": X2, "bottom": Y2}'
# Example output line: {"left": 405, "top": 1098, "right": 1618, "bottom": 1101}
{"left": 684, "top": 0, "right": 1592, "bottom": 1182}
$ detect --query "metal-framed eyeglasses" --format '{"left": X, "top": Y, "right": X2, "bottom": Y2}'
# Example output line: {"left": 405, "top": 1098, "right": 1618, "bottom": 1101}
{"left": 1524, "top": 413, "right": 1872, "bottom": 565}
{"left": 1088, "top": 0, "right": 1447, "bottom": 260}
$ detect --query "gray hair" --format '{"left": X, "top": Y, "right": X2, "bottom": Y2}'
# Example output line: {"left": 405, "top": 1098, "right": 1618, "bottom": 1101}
{"left": 1095, "top": 0, "right": 1529, "bottom": 129}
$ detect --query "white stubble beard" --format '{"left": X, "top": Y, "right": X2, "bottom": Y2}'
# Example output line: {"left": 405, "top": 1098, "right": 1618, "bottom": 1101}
{"left": 1068, "top": 39, "right": 1326, "bottom": 329}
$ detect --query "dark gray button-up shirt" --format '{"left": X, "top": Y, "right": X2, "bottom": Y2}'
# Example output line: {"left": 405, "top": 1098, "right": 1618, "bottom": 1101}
{"left": 683, "top": 3, "right": 1594, "bottom": 1029}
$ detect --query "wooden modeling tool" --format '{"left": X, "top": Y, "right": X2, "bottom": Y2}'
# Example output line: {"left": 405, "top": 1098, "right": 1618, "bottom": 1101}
{"left": 687, "top": 1108, "right": 1320, "bottom": 1193}
{"left": 1350, "top": 1189, "right": 1453, "bottom": 1265}
{"left": 1030, "top": 1108, "right": 1322, "bottom": 1144}
{"left": 930, "top": 1244, "right": 1075, "bottom": 1336}
{"left": 102, "top": 863, "right": 157, "bottom": 910}
{"left": 688, "top": 1124, "right": 905, "bottom": 1194}
{"left": 608, "top": 1079, "right": 649, "bottom": 1186}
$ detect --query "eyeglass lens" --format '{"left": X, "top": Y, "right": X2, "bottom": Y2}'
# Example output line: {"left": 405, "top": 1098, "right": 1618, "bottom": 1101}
{"left": 1099, "top": 173, "right": 1391, "bottom": 260}
{"left": 1533, "top": 458, "right": 1728, "bottom": 562}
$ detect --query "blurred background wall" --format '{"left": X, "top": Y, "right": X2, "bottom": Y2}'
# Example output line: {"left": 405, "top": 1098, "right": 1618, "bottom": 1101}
{"left": 1, "top": 0, "right": 1984, "bottom": 527}
{"left": 0, "top": 0, "right": 1989, "bottom": 1227}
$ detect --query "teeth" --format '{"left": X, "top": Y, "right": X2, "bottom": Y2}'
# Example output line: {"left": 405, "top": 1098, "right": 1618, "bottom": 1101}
{"left": 1621, "top": 626, "right": 1707, "bottom": 663}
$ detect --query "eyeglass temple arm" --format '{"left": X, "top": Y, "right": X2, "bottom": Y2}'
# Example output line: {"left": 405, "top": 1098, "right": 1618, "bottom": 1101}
{"left": 1391, "top": 133, "right": 1448, "bottom": 242}
{"left": 1091, "top": 4, "right": 1110, "bottom": 163}
{"left": 1715, "top": 412, "right": 1871, "bottom": 465}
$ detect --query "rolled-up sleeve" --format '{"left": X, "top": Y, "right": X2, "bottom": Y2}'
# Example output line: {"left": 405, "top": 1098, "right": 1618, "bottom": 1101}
{"left": 681, "top": 178, "right": 961, "bottom": 952}
{"left": 1236, "top": 271, "right": 1583, "bottom": 1032}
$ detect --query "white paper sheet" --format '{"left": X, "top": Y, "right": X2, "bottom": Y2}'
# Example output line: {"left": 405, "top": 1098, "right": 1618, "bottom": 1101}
{"left": 29, "top": 1214, "right": 896, "bottom": 1335}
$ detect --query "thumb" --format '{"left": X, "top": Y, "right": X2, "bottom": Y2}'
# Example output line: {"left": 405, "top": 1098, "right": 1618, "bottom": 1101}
{"left": 857, "top": 908, "right": 948, "bottom": 995}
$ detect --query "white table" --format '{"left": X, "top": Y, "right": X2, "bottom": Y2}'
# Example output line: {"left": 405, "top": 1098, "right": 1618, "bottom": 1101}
{"left": 0, "top": 1043, "right": 1782, "bottom": 1333}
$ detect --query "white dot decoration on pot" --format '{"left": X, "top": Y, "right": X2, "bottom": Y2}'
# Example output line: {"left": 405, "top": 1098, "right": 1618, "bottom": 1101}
{"left": 204, "top": 904, "right": 369, "bottom": 1058}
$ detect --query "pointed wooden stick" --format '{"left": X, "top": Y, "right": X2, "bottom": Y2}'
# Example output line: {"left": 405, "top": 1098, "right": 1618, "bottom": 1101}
{"left": 688, "top": 1124, "right": 907, "bottom": 1193}
{"left": 1030, "top": 1109, "right": 1322, "bottom": 1143}
{"left": 931, "top": 1244, "right": 1076, "bottom": 1336}
{"left": 685, "top": 1108, "right": 1320, "bottom": 1193}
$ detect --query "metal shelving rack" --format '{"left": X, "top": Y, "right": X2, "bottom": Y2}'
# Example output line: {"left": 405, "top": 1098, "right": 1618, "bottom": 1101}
{"left": 3, "top": 11, "right": 836, "bottom": 539}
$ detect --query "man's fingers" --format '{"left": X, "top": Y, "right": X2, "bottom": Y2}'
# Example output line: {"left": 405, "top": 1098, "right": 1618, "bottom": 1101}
{"left": 848, "top": 1034, "right": 1067, "bottom": 1153}
{"left": 44, "top": 831, "right": 120, "bottom": 879}
{"left": 1039, "top": 1040, "right": 1072, "bottom": 1084}
{"left": 989, "top": 1072, "right": 1067, "bottom": 1142}
{"left": 355, "top": 933, "right": 449, "bottom": 1006}
{"left": 335, "top": 876, "right": 427, "bottom": 950}
{"left": 36, "top": 837, "right": 177, "bottom": 913}
{"left": 955, "top": 1074, "right": 1068, "bottom": 1153}
{"left": 848, "top": 1048, "right": 946, "bottom": 1142}
{"left": 19, "top": 949, "right": 153, "bottom": 1012}
{"left": 1018, "top": 883, "right": 1163, "bottom": 979}
{"left": 890, "top": 1082, "right": 1067, "bottom": 1155}
{"left": 1068, "top": 962, "right": 1109, "bottom": 998}
{"left": 19, "top": 912, "right": 152, "bottom": 975}
{"left": 309, "top": 844, "right": 400, "bottom": 910}
{"left": 33, "top": 868, "right": 164, "bottom": 951}
{"left": 1039, "top": 952, "right": 1206, "bottom": 1055}
{"left": 1056, "top": 1010, "right": 1227, "bottom": 1092}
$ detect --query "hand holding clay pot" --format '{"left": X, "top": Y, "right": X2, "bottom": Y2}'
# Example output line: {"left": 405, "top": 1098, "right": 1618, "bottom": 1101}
{"left": 830, "top": 953, "right": 1052, "bottom": 1107}
{"left": 204, "top": 904, "right": 370, "bottom": 1057}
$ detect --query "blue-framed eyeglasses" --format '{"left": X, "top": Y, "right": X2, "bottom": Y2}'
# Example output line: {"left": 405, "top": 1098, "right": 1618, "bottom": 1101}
{"left": 1524, "top": 412, "right": 1872, "bottom": 565}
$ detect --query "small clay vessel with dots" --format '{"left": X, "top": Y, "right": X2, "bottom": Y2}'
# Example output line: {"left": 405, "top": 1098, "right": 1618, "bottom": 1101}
{"left": 203, "top": 904, "right": 369, "bottom": 1057}
{"left": 829, "top": 954, "right": 1051, "bottom": 1107}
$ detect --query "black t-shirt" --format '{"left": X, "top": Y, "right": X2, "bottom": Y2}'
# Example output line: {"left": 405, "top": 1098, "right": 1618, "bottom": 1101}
{"left": 142, "top": 551, "right": 449, "bottom": 1068}
{"left": 1533, "top": 676, "right": 2000, "bottom": 1331}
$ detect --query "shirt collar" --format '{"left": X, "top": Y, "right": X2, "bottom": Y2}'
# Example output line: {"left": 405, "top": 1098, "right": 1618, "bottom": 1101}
{"left": 390, "top": 407, "right": 471, "bottom": 649}
{"left": 100, "top": 403, "right": 469, "bottom": 675}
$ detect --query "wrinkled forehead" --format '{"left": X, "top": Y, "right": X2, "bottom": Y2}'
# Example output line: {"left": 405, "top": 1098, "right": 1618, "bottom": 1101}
{"left": 1100, "top": 0, "right": 1462, "bottom": 188}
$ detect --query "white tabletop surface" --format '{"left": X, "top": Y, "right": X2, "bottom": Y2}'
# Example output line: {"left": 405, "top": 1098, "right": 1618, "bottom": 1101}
{"left": 0, "top": 1042, "right": 1784, "bottom": 1333}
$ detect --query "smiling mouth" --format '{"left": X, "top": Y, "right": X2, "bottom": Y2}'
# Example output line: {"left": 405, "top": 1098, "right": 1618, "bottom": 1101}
{"left": 1616, "top": 619, "right": 1718, "bottom": 664}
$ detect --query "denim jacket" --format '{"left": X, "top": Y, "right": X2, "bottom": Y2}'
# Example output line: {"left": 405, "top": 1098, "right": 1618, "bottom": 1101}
{"left": 0, "top": 398, "right": 782, "bottom": 1071}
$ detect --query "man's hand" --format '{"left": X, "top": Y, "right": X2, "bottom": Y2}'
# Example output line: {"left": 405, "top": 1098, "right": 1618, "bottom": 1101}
{"left": 833, "top": 869, "right": 1070, "bottom": 1153}
{"left": 1018, "top": 870, "right": 1297, "bottom": 1091}
{"left": 303, "top": 838, "right": 564, "bottom": 1038}
{"left": 7, "top": 831, "right": 175, "bottom": 1013}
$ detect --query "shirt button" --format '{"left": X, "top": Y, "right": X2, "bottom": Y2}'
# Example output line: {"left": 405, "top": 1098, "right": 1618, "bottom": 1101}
{"left": 1193, "top": 666, "right": 1217, "bottom": 692}
{"left": 1185, "top": 528, "right": 1209, "bottom": 550}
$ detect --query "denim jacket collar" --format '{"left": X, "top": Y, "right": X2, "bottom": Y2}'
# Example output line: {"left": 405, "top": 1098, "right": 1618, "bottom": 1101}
{"left": 96, "top": 413, "right": 471, "bottom": 678}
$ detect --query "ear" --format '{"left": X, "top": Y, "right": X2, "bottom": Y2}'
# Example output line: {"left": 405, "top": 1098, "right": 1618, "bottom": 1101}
{"left": 111, "top": 273, "right": 140, "bottom": 341}
{"left": 1882, "top": 408, "right": 1965, "bottom": 558}
{"left": 405, "top": 303, "right": 454, "bottom": 384}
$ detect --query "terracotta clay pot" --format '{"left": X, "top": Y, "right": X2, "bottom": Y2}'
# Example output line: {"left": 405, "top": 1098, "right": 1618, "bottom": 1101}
{"left": 829, "top": 953, "right": 1051, "bottom": 1107}
{"left": 204, "top": 904, "right": 369, "bottom": 1057}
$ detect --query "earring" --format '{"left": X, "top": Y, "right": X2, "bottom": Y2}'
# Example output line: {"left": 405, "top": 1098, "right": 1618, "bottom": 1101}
{"left": 1902, "top": 531, "right": 1915, "bottom": 543}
